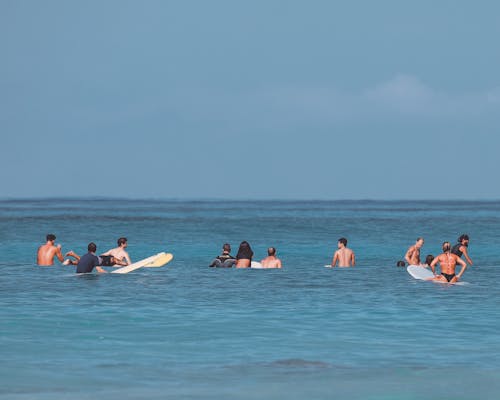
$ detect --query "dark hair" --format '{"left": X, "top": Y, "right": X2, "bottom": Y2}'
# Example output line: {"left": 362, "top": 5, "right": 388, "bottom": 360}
{"left": 236, "top": 241, "right": 253, "bottom": 260}
{"left": 442, "top": 242, "right": 451, "bottom": 252}
{"left": 338, "top": 238, "right": 347, "bottom": 246}
{"left": 88, "top": 242, "right": 97, "bottom": 253}
{"left": 425, "top": 254, "right": 434, "bottom": 265}
{"left": 396, "top": 260, "right": 406, "bottom": 267}
{"left": 46, "top": 234, "right": 56, "bottom": 242}
{"left": 117, "top": 237, "right": 127, "bottom": 246}
{"left": 223, "top": 243, "right": 231, "bottom": 252}
{"left": 268, "top": 247, "right": 276, "bottom": 256}
{"left": 458, "top": 234, "right": 469, "bottom": 242}
{"left": 417, "top": 237, "right": 424, "bottom": 242}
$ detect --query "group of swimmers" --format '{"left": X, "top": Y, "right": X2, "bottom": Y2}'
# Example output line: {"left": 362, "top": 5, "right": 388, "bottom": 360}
{"left": 399, "top": 234, "right": 473, "bottom": 283}
{"left": 36, "top": 233, "right": 473, "bottom": 281}
{"left": 36, "top": 234, "right": 132, "bottom": 273}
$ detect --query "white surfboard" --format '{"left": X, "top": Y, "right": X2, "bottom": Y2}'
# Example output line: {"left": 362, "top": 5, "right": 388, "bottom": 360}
{"left": 111, "top": 253, "right": 166, "bottom": 274}
{"left": 407, "top": 265, "right": 435, "bottom": 280}
{"left": 144, "top": 253, "right": 173, "bottom": 268}
{"left": 251, "top": 261, "right": 264, "bottom": 269}
{"left": 407, "top": 265, "right": 468, "bottom": 285}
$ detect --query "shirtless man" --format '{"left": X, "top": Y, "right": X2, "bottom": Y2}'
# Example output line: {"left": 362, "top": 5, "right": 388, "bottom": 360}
{"left": 260, "top": 247, "right": 282, "bottom": 269}
{"left": 451, "top": 234, "right": 474, "bottom": 266}
{"left": 430, "top": 241, "right": 467, "bottom": 283}
{"left": 101, "top": 237, "right": 132, "bottom": 266}
{"left": 331, "top": 238, "right": 355, "bottom": 267}
{"left": 405, "top": 237, "right": 424, "bottom": 266}
{"left": 37, "top": 234, "right": 65, "bottom": 266}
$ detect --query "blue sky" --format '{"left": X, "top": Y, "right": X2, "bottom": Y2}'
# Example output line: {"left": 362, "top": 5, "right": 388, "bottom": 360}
{"left": 1, "top": 1, "right": 499, "bottom": 199}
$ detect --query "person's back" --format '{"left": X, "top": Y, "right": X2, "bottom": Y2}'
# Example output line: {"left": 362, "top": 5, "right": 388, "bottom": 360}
{"left": 261, "top": 247, "right": 282, "bottom": 269}
{"left": 209, "top": 243, "right": 236, "bottom": 268}
{"left": 332, "top": 238, "right": 355, "bottom": 267}
{"left": 37, "top": 234, "right": 64, "bottom": 266}
{"left": 76, "top": 243, "right": 106, "bottom": 274}
{"left": 235, "top": 241, "right": 253, "bottom": 268}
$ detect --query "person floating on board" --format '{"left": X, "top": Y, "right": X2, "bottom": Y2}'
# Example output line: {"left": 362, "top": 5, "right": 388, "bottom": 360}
{"left": 76, "top": 242, "right": 106, "bottom": 274}
{"left": 235, "top": 241, "right": 254, "bottom": 268}
{"left": 429, "top": 241, "right": 467, "bottom": 283}
{"left": 331, "top": 237, "right": 356, "bottom": 267}
{"left": 100, "top": 237, "right": 132, "bottom": 266}
{"left": 261, "top": 247, "right": 282, "bottom": 269}
{"left": 209, "top": 243, "right": 236, "bottom": 268}
{"left": 451, "top": 234, "right": 474, "bottom": 267}
{"left": 405, "top": 237, "right": 424, "bottom": 266}
{"left": 37, "top": 234, "right": 65, "bottom": 266}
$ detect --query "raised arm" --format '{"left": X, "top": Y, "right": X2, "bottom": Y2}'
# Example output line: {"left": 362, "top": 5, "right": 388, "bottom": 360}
{"left": 55, "top": 245, "right": 64, "bottom": 262}
{"left": 461, "top": 246, "right": 473, "bottom": 266}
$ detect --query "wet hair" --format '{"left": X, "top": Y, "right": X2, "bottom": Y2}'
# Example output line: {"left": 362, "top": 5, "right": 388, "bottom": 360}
{"left": 223, "top": 243, "right": 231, "bottom": 252}
{"left": 458, "top": 234, "right": 469, "bottom": 243}
{"left": 117, "top": 237, "right": 127, "bottom": 246}
{"left": 425, "top": 254, "right": 434, "bottom": 265}
{"left": 416, "top": 237, "right": 424, "bottom": 242}
{"left": 396, "top": 260, "right": 406, "bottom": 267}
{"left": 46, "top": 234, "right": 56, "bottom": 242}
{"left": 442, "top": 242, "right": 451, "bottom": 252}
{"left": 88, "top": 242, "right": 97, "bottom": 253}
{"left": 268, "top": 247, "right": 276, "bottom": 256}
{"left": 236, "top": 241, "right": 254, "bottom": 260}
{"left": 338, "top": 238, "right": 347, "bottom": 246}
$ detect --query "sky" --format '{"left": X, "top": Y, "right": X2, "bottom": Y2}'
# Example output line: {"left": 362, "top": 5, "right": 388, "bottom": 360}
{"left": 1, "top": 0, "right": 499, "bottom": 199}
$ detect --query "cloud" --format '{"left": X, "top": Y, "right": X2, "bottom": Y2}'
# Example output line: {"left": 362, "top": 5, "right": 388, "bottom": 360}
{"left": 162, "top": 75, "right": 500, "bottom": 132}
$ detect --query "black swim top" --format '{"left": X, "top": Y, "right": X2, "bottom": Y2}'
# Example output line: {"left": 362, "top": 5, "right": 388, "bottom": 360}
{"left": 451, "top": 243, "right": 463, "bottom": 257}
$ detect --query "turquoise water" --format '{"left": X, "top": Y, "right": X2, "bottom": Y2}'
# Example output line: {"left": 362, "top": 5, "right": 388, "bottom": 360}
{"left": 1, "top": 199, "right": 500, "bottom": 399}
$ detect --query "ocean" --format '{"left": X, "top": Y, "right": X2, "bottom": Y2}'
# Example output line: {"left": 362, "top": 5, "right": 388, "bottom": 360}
{"left": 1, "top": 199, "right": 500, "bottom": 399}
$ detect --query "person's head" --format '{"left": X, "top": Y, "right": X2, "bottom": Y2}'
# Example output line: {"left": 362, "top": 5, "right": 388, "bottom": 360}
{"left": 396, "top": 260, "right": 406, "bottom": 267}
{"left": 458, "top": 234, "right": 469, "bottom": 246}
{"left": 117, "top": 237, "right": 128, "bottom": 247}
{"left": 222, "top": 243, "right": 231, "bottom": 253}
{"left": 442, "top": 241, "right": 451, "bottom": 253}
{"left": 237, "top": 241, "right": 253, "bottom": 258}
{"left": 268, "top": 247, "right": 276, "bottom": 256}
{"left": 46, "top": 234, "right": 56, "bottom": 242}
{"left": 88, "top": 242, "right": 97, "bottom": 253}
{"left": 425, "top": 254, "right": 434, "bottom": 266}
{"left": 416, "top": 237, "right": 424, "bottom": 248}
{"left": 338, "top": 238, "right": 347, "bottom": 248}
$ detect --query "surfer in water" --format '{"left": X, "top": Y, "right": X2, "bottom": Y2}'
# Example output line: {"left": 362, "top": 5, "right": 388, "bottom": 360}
{"left": 261, "top": 247, "right": 282, "bottom": 269}
{"left": 429, "top": 241, "right": 467, "bottom": 283}
{"left": 405, "top": 237, "right": 424, "bottom": 266}
{"left": 37, "top": 234, "right": 65, "bottom": 266}
{"left": 235, "top": 241, "right": 253, "bottom": 268}
{"left": 209, "top": 243, "right": 236, "bottom": 268}
{"left": 76, "top": 242, "right": 106, "bottom": 274}
{"left": 331, "top": 238, "right": 355, "bottom": 267}
{"left": 451, "top": 234, "right": 473, "bottom": 267}
{"left": 100, "top": 237, "right": 132, "bottom": 266}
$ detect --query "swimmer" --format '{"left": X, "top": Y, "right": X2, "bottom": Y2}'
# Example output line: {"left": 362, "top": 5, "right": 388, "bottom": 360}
{"left": 235, "top": 241, "right": 253, "bottom": 268}
{"left": 451, "top": 234, "right": 473, "bottom": 267}
{"left": 37, "top": 234, "right": 65, "bottom": 266}
{"left": 423, "top": 254, "right": 434, "bottom": 268}
{"left": 260, "top": 247, "right": 282, "bottom": 269}
{"left": 396, "top": 260, "right": 406, "bottom": 267}
{"left": 429, "top": 241, "right": 467, "bottom": 283}
{"left": 100, "top": 237, "right": 132, "bottom": 266}
{"left": 331, "top": 238, "right": 355, "bottom": 267}
{"left": 76, "top": 242, "right": 106, "bottom": 274}
{"left": 209, "top": 243, "right": 236, "bottom": 268}
{"left": 405, "top": 237, "right": 424, "bottom": 266}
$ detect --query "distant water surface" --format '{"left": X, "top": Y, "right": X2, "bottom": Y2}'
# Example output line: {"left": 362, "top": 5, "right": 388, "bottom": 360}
{"left": 1, "top": 199, "right": 500, "bottom": 399}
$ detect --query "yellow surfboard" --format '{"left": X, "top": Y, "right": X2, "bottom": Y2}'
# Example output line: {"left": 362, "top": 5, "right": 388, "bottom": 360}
{"left": 144, "top": 252, "right": 174, "bottom": 267}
